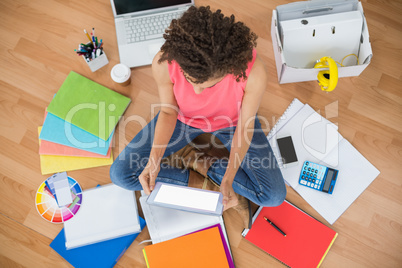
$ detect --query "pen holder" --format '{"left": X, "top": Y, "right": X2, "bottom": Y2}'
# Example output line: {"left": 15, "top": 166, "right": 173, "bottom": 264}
{"left": 86, "top": 52, "right": 109, "bottom": 72}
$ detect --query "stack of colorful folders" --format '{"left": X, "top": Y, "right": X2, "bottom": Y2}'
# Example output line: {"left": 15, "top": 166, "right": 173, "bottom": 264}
{"left": 142, "top": 224, "right": 234, "bottom": 268}
{"left": 38, "top": 71, "right": 131, "bottom": 175}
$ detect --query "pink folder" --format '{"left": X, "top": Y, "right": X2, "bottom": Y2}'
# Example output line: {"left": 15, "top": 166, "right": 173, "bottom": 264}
{"left": 39, "top": 139, "right": 112, "bottom": 158}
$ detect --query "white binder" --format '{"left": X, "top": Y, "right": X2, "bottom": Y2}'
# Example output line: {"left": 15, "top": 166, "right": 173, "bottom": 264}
{"left": 64, "top": 184, "right": 141, "bottom": 249}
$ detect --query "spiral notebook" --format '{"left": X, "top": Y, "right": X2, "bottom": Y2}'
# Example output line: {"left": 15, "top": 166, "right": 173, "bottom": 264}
{"left": 267, "top": 99, "right": 380, "bottom": 224}
{"left": 266, "top": 98, "right": 305, "bottom": 142}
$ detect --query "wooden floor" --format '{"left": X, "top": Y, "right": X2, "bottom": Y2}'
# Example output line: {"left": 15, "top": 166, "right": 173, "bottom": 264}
{"left": 1, "top": 0, "right": 401, "bottom": 267}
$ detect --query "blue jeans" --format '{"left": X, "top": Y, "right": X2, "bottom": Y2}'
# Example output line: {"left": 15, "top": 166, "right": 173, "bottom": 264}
{"left": 110, "top": 114, "right": 286, "bottom": 207}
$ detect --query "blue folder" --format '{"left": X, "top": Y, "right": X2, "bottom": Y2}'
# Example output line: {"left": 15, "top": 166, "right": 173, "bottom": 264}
{"left": 50, "top": 217, "right": 146, "bottom": 268}
{"left": 39, "top": 112, "right": 112, "bottom": 156}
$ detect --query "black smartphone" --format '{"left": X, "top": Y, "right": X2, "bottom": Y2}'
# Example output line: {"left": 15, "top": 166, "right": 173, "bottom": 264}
{"left": 276, "top": 136, "right": 298, "bottom": 166}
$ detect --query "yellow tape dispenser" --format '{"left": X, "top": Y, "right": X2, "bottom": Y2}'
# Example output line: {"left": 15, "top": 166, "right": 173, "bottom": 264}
{"left": 314, "top": 57, "right": 338, "bottom": 92}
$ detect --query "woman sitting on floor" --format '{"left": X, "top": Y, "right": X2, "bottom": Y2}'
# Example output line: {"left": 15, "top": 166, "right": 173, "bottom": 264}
{"left": 110, "top": 6, "right": 286, "bottom": 227}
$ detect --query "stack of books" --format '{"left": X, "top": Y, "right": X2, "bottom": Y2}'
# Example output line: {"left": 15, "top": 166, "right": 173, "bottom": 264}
{"left": 38, "top": 71, "right": 131, "bottom": 174}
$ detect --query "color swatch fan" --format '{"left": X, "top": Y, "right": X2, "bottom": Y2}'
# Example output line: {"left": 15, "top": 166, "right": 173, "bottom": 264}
{"left": 35, "top": 177, "right": 82, "bottom": 223}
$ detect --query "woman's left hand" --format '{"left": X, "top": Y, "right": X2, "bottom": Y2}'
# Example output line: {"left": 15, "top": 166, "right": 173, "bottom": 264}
{"left": 220, "top": 179, "right": 238, "bottom": 211}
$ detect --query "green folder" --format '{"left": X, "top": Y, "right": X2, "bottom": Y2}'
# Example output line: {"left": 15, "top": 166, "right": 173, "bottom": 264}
{"left": 47, "top": 71, "right": 131, "bottom": 140}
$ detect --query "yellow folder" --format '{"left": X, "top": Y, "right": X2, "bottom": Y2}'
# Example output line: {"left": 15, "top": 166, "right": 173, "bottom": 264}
{"left": 38, "top": 127, "right": 113, "bottom": 175}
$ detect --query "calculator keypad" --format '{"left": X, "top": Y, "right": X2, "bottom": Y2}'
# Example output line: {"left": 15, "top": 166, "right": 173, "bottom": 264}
{"left": 299, "top": 162, "right": 326, "bottom": 191}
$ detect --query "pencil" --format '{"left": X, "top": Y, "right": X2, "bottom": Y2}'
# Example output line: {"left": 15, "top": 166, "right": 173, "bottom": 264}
{"left": 84, "top": 29, "right": 93, "bottom": 44}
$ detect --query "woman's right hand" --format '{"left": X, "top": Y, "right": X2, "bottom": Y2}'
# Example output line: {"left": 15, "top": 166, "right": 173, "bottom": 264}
{"left": 138, "top": 157, "right": 160, "bottom": 195}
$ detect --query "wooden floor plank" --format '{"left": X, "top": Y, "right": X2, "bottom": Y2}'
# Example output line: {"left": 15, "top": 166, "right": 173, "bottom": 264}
{"left": 0, "top": 214, "right": 70, "bottom": 267}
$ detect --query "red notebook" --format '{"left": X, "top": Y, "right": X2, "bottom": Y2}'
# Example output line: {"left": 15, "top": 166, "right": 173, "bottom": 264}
{"left": 244, "top": 200, "right": 337, "bottom": 268}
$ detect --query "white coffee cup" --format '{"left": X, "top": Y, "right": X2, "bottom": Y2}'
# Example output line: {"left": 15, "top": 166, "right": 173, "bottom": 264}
{"left": 111, "top": 64, "right": 131, "bottom": 86}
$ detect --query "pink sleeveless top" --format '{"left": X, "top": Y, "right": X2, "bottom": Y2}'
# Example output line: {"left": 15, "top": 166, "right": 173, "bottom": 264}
{"left": 168, "top": 50, "right": 257, "bottom": 132}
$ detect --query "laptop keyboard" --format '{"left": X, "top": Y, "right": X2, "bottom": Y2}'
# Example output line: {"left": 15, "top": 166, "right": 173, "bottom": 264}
{"left": 124, "top": 10, "right": 184, "bottom": 44}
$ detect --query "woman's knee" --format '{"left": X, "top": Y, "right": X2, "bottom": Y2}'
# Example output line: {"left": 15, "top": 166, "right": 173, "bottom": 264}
{"left": 109, "top": 160, "right": 125, "bottom": 186}
{"left": 255, "top": 181, "right": 287, "bottom": 207}
{"left": 109, "top": 160, "right": 142, "bottom": 190}
{"left": 110, "top": 157, "right": 135, "bottom": 182}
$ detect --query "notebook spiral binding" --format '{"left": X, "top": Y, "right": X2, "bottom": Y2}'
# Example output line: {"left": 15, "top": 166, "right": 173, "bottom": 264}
{"left": 266, "top": 98, "right": 304, "bottom": 141}
{"left": 266, "top": 98, "right": 304, "bottom": 168}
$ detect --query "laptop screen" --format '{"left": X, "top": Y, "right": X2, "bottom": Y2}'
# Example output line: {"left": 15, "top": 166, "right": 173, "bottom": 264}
{"left": 114, "top": 0, "right": 191, "bottom": 15}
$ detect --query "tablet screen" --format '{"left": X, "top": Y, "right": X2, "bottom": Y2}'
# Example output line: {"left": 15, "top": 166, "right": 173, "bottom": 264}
{"left": 153, "top": 184, "right": 220, "bottom": 212}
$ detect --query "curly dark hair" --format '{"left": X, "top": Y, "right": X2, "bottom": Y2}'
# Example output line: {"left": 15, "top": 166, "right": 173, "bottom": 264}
{"left": 158, "top": 6, "right": 257, "bottom": 84}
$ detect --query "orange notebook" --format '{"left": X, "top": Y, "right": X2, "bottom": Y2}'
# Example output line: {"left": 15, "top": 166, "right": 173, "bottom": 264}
{"left": 244, "top": 200, "right": 337, "bottom": 268}
{"left": 143, "top": 225, "right": 230, "bottom": 268}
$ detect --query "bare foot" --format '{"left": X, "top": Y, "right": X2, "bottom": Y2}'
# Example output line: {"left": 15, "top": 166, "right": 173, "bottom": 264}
{"left": 223, "top": 195, "right": 239, "bottom": 211}
{"left": 182, "top": 150, "right": 215, "bottom": 177}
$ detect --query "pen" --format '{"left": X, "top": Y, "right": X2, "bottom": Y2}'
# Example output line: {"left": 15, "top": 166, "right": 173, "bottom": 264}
{"left": 81, "top": 43, "right": 92, "bottom": 48}
{"left": 264, "top": 217, "right": 286, "bottom": 237}
{"left": 92, "top": 35, "right": 96, "bottom": 48}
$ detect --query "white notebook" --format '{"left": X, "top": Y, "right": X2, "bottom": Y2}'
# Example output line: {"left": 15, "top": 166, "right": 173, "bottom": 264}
{"left": 139, "top": 194, "right": 232, "bottom": 257}
{"left": 64, "top": 184, "right": 141, "bottom": 249}
{"left": 268, "top": 99, "right": 380, "bottom": 224}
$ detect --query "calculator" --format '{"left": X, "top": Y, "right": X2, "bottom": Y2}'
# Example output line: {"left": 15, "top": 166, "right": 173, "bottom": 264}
{"left": 299, "top": 161, "right": 339, "bottom": 194}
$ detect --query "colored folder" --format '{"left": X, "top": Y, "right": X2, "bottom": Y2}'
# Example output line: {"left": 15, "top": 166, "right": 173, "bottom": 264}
{"left": 46, "top": 71, "right": 131, "bottom": 140}
{"left": 243, "top": 200, "right": 338, "bottom": 268}
{"left": 39, "top": 130, "right": 112, "bottom": 158}
{"left": 39, "top": 134, "right": 111, "bottom": 158}
{"left": 38, "top": 127, "right": 113, "bottom": 175}
{"left": 143, "top": 225, "right": 231, "bottom": 268}
{"left": 39, "top": 108, "right": 113, "bottom": 156}
{"left": 191, "top": 224, "right": 234, "bottom": 268}
{"left": 50, "top": 217, "right": 146, "bottom": 268}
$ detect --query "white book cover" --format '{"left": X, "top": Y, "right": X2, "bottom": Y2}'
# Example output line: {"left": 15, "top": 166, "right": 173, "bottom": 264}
{"left": 64, "top": 184, "right": 141, "bottom": 249}
{"left": 267, "top": 99, "right": 380, "bottom": 224}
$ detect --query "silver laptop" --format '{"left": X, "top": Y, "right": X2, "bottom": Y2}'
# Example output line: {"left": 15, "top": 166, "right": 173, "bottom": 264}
{"left": 110, "top": 0, "right": 194, "bottom": 68}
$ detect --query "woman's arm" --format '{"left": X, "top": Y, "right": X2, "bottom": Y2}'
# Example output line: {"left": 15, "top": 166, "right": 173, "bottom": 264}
{"left": 220, "top": 56, "right": 268, "bottom": 209}
{"left": 138, "top": 51, "right": 179, "bottom": 194}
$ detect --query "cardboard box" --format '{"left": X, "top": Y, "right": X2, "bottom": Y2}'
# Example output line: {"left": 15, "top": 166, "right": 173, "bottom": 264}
{"left": 271, "top": 1, "right": 372, "bottom": 84}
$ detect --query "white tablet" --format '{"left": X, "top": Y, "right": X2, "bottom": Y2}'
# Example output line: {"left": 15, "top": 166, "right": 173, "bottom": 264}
{"left": 146, "top": 182, "right": 223, "bottom": 216}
